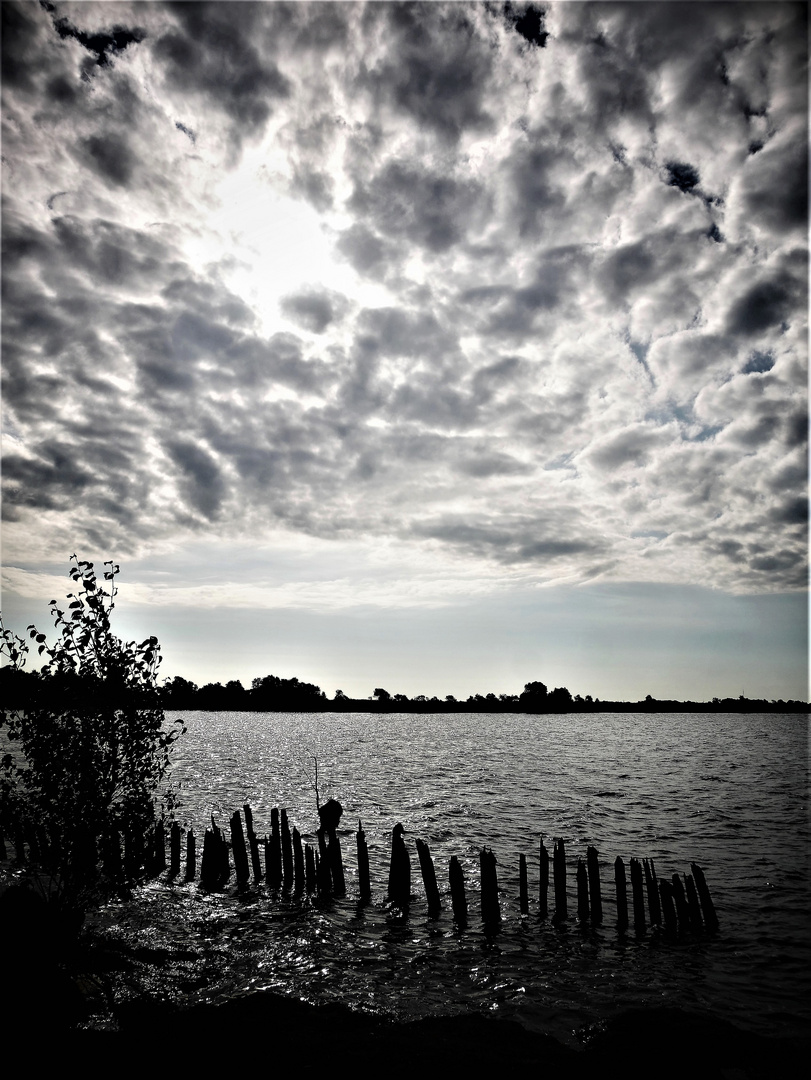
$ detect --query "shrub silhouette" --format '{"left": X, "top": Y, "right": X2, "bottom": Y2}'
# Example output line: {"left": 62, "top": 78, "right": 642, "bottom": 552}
{"left": 0, "top": 557, "right": 184, "bottom": 930}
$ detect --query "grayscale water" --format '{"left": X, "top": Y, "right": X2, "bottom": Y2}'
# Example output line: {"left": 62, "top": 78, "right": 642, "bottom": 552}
{"left": 90, "top": 711, "right": 810, "bottom": 1044}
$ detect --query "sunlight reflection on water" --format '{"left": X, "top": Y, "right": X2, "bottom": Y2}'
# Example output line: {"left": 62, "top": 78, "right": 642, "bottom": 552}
{"left": 89, "top": 711, "right": 810, "bottom": 1043}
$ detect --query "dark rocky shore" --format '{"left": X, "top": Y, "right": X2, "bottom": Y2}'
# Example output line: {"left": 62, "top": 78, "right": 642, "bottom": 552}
{"left": 8, "top": 975, "right": 808, "bottom": 1077}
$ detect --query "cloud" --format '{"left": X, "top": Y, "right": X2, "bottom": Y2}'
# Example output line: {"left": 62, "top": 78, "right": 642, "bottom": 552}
{"left": 1, "top": 0, "right": 806, "bottom": 599}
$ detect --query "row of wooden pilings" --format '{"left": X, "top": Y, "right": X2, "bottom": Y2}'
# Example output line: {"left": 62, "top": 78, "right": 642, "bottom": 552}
{"left": 1, "top": 804, "right": 718, "bottom": 935}
{"left": 191, "top": 805, "right": 718, "bottom": 936}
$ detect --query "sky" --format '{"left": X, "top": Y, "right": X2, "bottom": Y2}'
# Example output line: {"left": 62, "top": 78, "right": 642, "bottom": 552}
{"left": 1, "top": 1, "right": 807, "bottom": 702}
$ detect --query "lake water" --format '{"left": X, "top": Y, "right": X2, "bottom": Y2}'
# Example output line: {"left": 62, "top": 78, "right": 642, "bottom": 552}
{"left": 89, "top": 711, "right": 810, "bottom": 1045}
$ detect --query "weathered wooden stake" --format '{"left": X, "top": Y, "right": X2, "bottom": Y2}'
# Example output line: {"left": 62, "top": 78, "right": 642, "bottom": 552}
{"left": 230, "top": 811, "right": 250, "bottom": 889}
{"left": 280, "top": 810, "right": 294, "bottom": 888}
{"left": 539, "top": 838, "right": 549, "bottom": 919}
{"left": 519, "top": 853, "right": 529, "bottom": 915}
{"left": 480, "top": 847, "right": 500, "bottom": 925}
{"left": 268, "top": 808, "right": 282, "bottom": 889}
{"left": 449, "top": 855, "right": 467, "bottom": 924}
{"left": 416, "top": 838, "right": 441, "bottom": 915}
{"left": 576, "top": 859, "right": 590, "bottom": 923}
{"left": 316, "top": 827, "right": 331, "bottom": 894}
{"left": 185, "top": 829, "right": 196, "bottom": 881}
{"left": 243, "top": 804, "right": 262, "bottom": 881}
{"left": 329, "top": 832, "right": 346, "bottom": 896}
{"left": 170, "top": 822, "right": 182, "bottom": 874}
{"left": 356, "top": 821, "right": 371, "bottom": 903}
{"left": 659, "top": 877, "right": 678, "bottom": 934}
{"left": 630, "top": 858, "right": 646, "bottom": 932}
{"left": 200, "top": 828, "right": 217, "bottom": 889}
{"left": 586, "top": 846, "right": 602, "bottom": 925}
{"left": 684, "top": 873, "right": 703, "bottom": 931}
{"left": 690, "top": 863, "right": 719, "bottom": 933}
{"left": 305, "top": 843, "right": 317, "bottom": 892}
{"left": 615, "top": 856, "right": 628, "bottom": 931}
{"left": 212, "top": 817, "right": 229, "bottom": 886}
{"left": 553, "top": 839, "right": 567, "bottom": 921}
{"left": 644, "top": 858, "right": 661, "bottom": 926}
{"left": 153, "top": 820, "right": 167, "bottom": 875}
{"left": 387, "top": 823, "right": 410, "bottom": 909}
{"left": 292, "top": 827, "right": 305, "bottom": 894}
{"left": 671, "top": 873, "right": 689, "bottom": 930}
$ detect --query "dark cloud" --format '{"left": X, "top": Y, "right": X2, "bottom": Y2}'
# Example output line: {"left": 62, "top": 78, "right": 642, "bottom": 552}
{"left": 412, "top": 515, "right": 603, "bottom": 566}
{"left": 281, "top": 288, "right": 349, "bottom": 334}
{"left": 350, "top": 159, "right": 483, "bottom": 253}
{"left": 79, "top": 133, "right": 137, "bottom": 188}
{"left": 725, "top": 274, "right": 802, "bottom": 336}
{"left": 504, "top": 143, "right": 568, "bottom": 238}
{"left": 1, "top": 1, "right": 50, "bottom": 93}
{"left": 154, "top": 2, "right": 290, "bottom": 150}
{"left": 335, "top": 224, "right": 394, "bottom": 279}
{"left": 360, "top": 1, "right": 494, "bottom": 143}
{"left": 165, "top": 438, "right": 225, "bottom": 521}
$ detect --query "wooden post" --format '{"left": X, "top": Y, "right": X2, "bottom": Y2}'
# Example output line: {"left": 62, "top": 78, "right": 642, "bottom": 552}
{"left": 671, "top": 873, "right": 689, "bottom": 931}
{"left": 292, "top": 827, "right": 305, "bottom": 894}
{"left": 630, "top": 858, "right": 646, "bottom": 932}
{"left": 690, "top": 863, "right": 719, "bottom": 933}
{"left": 329, "top": 832, "right": 346, "bottom": 896}
{"left": 211, "top": 816, "right": 229, "bottom": 887}
{"left": 615, "top": 856, "right": 628, "bottom": 932}
{"left": 553, "top": 839, "right": 567, "bottom": 922}
{"left": 576, "top": 859, "right": 589, "bottom": 923}
{"left": 280, "top": 810, "right": 294, "bottom": 889}
{"left": 449, "top": 855, "right": 467, "bottom": 924}
{"left": 356, "top": 821, "right": 371, "bottom": 904}
{"left": 387, "top": 823, "right": 410, "bottom": 909}
{"left": 644, "top": 858, "right": 661, "bottom": 926}
{"left": 586, "top": 846, "right": 602, "bottom": 925}
{"left": 317, "top": 827, "right": 332, "bottom": 894}
{"left": 268, "top": 808, "right": 282, "bottom": 889}
{"left": 170, "top": 822, "right": 182, "bottom": 874}
{"left": 519, "top": 853, "right": 529, "bottom": 915}
{"left": 185, "top": 829, "right": 196, "bottom": 882}
{"left": 153, "top": 820, "right": 166, "bottom": 875}
{"left": 539, "top": 837, "right": 549, "bottom": 919}
{"left": 416, "top": 838, "right": 441, "bottom": 915}
{"left": 200, "top": 828, "right": 217, "bottom": 889}
{"left": 684, "top": 873, "right": 703, "bottom": 931}
{"left": 480, "top": 847, "right": 500, "bottom": 925}
{"left": 243, "top": 804, "right": 262, "bottom": 881}
{"left": 305, "top": 843, "right": 317, "bottom": 892}
{"left": 659, "top": 877, "right": 678, "bottom": 934}
{"left": 230, "top": 811, "right": 250, "bottom": 889}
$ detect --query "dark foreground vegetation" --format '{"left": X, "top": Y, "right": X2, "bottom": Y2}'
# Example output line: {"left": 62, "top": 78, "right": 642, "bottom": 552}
{"left": 2, "top": 665, "right": 806, "bottom": 713}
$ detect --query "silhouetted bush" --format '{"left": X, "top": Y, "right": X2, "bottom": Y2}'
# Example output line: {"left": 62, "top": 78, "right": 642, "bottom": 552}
{"left": 0, "top": 558, "right": 184, "bottom": 929}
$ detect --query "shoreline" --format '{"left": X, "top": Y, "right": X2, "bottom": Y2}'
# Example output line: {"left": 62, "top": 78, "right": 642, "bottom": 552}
{"left": 23, "top": 992, "right": 811, "bottom": 1076}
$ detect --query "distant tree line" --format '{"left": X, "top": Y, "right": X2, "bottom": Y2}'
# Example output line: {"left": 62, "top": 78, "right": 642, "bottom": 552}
{"left": 1, "top": 667, "right": 806, "bottom": 714}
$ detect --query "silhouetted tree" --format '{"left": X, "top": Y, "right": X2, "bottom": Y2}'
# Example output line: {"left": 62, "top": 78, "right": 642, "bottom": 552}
{"left": 0, "top": 558, "right": 184, "bottom": 927}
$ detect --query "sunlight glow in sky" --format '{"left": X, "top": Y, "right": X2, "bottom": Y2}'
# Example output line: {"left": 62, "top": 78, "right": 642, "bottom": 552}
{"left": 1, "top": 1, "right": 807, "bottom": 701}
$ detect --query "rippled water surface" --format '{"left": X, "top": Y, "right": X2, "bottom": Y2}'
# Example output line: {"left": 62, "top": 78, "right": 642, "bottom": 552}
{"left": 90, "top": 712, "right": 810, "bottom": 1043}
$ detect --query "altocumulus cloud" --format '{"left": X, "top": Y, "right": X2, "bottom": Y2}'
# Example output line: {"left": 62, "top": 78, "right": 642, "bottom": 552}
{"left": 1, "top": 0, "right": 807, "bottom": 598}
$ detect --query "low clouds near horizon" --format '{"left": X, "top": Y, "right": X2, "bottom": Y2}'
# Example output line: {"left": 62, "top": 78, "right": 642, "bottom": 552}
{"left": 2, "top": 1, "right": 807, "bottom": 606}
